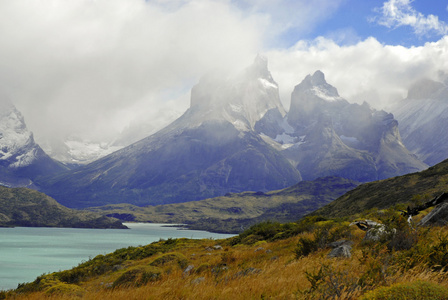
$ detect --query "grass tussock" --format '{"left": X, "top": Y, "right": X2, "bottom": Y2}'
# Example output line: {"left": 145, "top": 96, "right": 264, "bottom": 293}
{"left": 2, "top": 206, "right": 448, "bottom": 299}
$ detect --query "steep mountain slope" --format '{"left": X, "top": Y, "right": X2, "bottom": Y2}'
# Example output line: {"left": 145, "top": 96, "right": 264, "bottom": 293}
{"left": 263, "top": 71, "right": 427, "bottom": 182}
{"left": 0, "top": 101, "right": 67, "bottom": 187}
{"left": 311, "top": 158, "right": 448, "bottom": 218}
{"left": 0, "top": 185, "right": 126, "bottom": 228}
{"left": 390, "top": 78, "right": 448, "bottom": 166}
{"left": 39, "top": 56, "right": 301, "bottom": 208}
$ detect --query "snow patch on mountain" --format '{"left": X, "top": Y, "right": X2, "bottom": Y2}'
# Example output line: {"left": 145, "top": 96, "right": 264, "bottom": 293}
{"left": 311, "top": 86, "right": 343, "bottom": 102}
{"left": 0, "top": 101, "right": 37, "bottom": 168}
{"left": 258, "top": 78, "right": 278, "bottom": 89}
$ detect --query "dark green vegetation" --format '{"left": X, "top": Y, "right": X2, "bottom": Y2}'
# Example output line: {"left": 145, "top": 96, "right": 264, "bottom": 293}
{"left": 312, "top": 158, "right": 448, "bottom": 218}
{"left": 0, "top": 186, "right": 126, "bottom": 228}
{"left": 87, "top": 176, "right": 358, "bottom": 233}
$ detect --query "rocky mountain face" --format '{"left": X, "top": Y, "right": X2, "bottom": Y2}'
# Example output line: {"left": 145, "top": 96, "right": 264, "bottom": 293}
{"left": 39, "top": 56, "right": 301, "bottom": 208}
{"left": 390, "top": 78, "right": 448, "bottom": 166}
{"left": 0, "top": 101, "right": 67, "bottom": 187}
{"left": 38, "top": 59, "right": 427, "bottom": 209}
{"left": 260, "top": 71, "right": 427, "bottom": 181}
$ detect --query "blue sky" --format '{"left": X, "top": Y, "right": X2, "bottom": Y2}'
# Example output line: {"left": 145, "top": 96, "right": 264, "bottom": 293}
{"left": 0, "top": 0, "right": 447, "bottom": 144}
{"left": 265, "top": 0, "right": 448, "bottom": 48}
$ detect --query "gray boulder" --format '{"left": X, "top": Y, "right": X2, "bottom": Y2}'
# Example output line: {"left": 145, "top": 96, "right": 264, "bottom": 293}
{"left": 418, "top": 202, "right": 448, "bottom": 226}
{"left": 327, "top": 240, "right": 353, "bottom": 258}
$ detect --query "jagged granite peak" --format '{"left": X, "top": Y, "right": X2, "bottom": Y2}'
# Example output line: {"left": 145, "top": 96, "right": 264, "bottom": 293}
{"left": 0, "top": 100, "right": 66, "bottom": 187}
{"left": 288, "top": 70, "right": 345, "bottom": 128}
{"left": 277, "top": 71, "right": 427, "bottom": 182}
{"left": 38, "top": 58, "right": 300, "bottom": 208}
{"left": 390, "top": 77, "right": 448, "bottom": 165}
{"left": 190, "top": 55, "right": 285, "bottom": 131}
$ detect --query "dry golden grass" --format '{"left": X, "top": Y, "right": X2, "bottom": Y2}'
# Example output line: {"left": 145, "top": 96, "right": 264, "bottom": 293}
{"left": 5, "top": 217, "right": 448, "bottom": 300}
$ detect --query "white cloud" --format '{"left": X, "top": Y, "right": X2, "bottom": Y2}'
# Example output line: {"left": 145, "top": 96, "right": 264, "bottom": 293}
{"left": 0, "top": 0, "right": 265, "bottom": 143}
{"left": 267, "top": 36, "right": 448, "bottom": 110}
{"left": 374, "top": 0, "right": 448, "bottom": 37}
{"left": 0, "top": 0, "right": 347, "bottom": 146}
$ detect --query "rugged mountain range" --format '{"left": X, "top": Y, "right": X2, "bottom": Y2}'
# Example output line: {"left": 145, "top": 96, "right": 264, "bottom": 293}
{"left": 390, "top": 77, "right": 448, "bottom": 166}
{"left": 0, "top": 101, "right": 67, "bottom": 187}
{"left": 38, "top": 56, "right": 301, "bottom": 208}
{"left": 36, "top": 57, "right": 427, "bottom": 209}
{"left": 260, "top": 70, "right": 427, "bottom": 181}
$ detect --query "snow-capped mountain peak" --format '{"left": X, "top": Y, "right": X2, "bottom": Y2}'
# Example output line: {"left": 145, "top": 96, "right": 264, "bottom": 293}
{"left": 0, "top": 101, "right": 36, "bottom": 167}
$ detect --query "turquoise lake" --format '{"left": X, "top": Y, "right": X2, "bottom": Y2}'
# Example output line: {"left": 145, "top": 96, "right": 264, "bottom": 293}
{"left": 0, "top": 223, "right": 234, "bottom": 290}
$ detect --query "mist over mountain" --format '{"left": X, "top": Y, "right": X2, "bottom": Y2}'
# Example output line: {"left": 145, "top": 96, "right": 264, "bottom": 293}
{"left": 34, "top": 57, "right": 429, "bottom": 209}
{"left": 261, "top": 71, "right": 428, "bottom": 182}
{"left": 38, "top": 56, "right": 301, "bottom": 208}
{"left": 0, "top": 101, "right": 67, "bottom": 187}
{"left": 390, "top": 78, "right": 448, "bottom": 166}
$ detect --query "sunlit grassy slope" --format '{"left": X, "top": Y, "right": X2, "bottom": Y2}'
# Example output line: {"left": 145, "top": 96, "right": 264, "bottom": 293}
{"left": 4, "top": 204, "right": 448, "bottom": 300}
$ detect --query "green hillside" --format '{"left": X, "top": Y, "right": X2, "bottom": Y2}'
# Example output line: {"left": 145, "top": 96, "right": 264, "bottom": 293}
{"left": 312, "top": 158, "right": 448, "bottom": 218}
{"left": 0, "top": 186, "right": 126, "bottom": 229}
{"left": 88, "top": 176, "right": 358, "bottom": 233}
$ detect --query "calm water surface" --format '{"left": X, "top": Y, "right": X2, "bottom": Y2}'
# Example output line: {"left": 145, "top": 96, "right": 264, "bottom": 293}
{"left": 0, "top": 223, "right": 234, "bottom": 290}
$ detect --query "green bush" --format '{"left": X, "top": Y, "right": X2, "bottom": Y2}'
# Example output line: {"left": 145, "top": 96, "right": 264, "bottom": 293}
{"left": 295, "top": 236, "right": 318, "bottom": 258}
{"left": 150, "top": 252, "right": 188, "bottom": 269}
{"left": 45, "top": 283, "right": 84, "bottom": 297}
{"left": 428, "top": 233, "right": 448, "bottom": 271}
{"left": 112, "top": 266, "right": 162, "bottom": 288}
{"left": 361, "top": 281, "right": 448, "bottom": 300}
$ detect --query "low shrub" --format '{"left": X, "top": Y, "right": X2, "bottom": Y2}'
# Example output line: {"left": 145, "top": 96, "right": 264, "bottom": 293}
{"left": 45, "top": 283, "right": 84, "bottom": 297}
{"left": 361, "top": 280, "right": 448, "bottom": 300}
{"left": 112, "top": 266, "right": 162, "bottom": 288}
{"left": 294, "top": 236, "right": 318, "bottom": 258}
{"left": 150, "top": 252, "right": 188, "bottom": 270}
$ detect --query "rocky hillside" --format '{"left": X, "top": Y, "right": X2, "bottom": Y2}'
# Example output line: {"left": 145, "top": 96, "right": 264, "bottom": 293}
{"left": 311, "top": 158, "right": 448, "bottom": 218}
{"left": 277, "top": 71, "right": 427, "bottom": 181}
{"left": 0, "top": 185, "right": 126, "bottom": 228}
{"left": 390, "top": 77, "right": 448, "bottom": 166}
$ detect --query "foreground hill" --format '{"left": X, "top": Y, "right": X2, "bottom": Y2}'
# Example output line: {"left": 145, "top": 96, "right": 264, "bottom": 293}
{"left": 4, "top": 206, "right": 448, "bottom": 299}
{"left": 88, "top": 176, "right": 358, "bottom": 233}
{"left": 0, "top": 186, "right": 126, "bottom": 228}
{"left": 312, "top": 158, "right": 448, "bottom": 218}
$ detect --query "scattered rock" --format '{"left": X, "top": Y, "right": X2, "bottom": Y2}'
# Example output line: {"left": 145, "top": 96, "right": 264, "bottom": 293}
{"left": 327, "top": 239, "right": 353, "bottom": 258}
{"left": 350, "top": 220, "right": 392, "bottom": 242}
{"left": 235, "top": 267, "right": 262, "bottom": 278}
{"left": 419, "top": 202, "right": 448, "bottom": 227}
{"left": 191, "top": 277, "right": 205, "bottom": 284}
{"left": 183, "top": 265, "right": 194, "bottom": 276}
{"left": 265, "top": 249, "right": 272, "bottom": 254}
{"left": 328, "top": 239, "right": 353, "bottom": 248}
{"left": 254, "top": 247, "right": 264, "bottom": 252}
{"left": 328, "top": 245, "right": 352, "bottom": 258}
{"left": 213, "top": 245, "right": 223, "bottom": 250}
